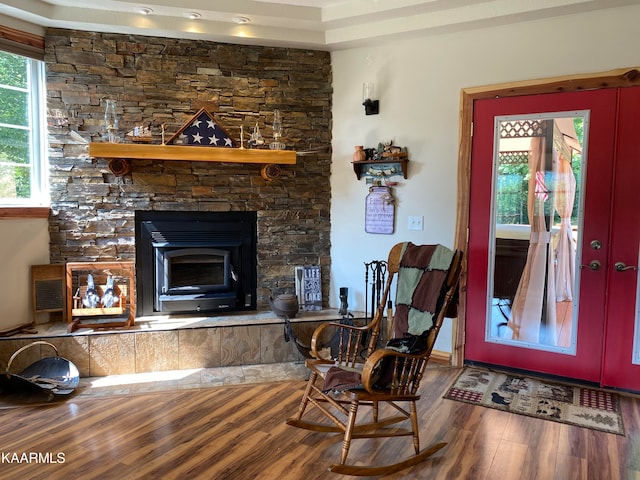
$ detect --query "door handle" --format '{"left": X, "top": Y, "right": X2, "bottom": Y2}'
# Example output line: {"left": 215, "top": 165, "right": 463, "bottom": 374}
{"left": 580, "top": 260, "right": 602, "bottom": 271}
{"left": 614, "top": 262, "right": 638, "bottom": 272}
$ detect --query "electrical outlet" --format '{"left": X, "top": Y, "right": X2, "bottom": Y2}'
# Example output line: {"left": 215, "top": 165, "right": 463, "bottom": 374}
{"left": 408, "top": 215, "right": 423, "bottom": 231}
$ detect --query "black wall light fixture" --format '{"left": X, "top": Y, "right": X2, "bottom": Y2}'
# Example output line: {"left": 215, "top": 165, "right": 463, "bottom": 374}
{"left": 362, "top": 82, "right": 379, "bottom": 115}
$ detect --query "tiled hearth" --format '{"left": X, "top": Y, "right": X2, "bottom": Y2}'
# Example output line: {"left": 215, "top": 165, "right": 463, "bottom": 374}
{"left": 0, "top": 310, "right": 342, "bottom": 378}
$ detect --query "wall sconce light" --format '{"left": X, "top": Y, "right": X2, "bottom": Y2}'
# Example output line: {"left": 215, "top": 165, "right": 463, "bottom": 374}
{"left": 362, "top": 82, "right": 379, "bottom": 115}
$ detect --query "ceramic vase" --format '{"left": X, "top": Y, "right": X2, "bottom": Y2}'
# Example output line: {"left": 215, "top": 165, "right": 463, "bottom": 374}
{"left": 353, "top": 145, "right": 366, "bottom": 162}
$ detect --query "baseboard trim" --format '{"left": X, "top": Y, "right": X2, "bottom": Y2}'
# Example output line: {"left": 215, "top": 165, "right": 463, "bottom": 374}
{"left": 430, "top": 349, "right": 451, "bottom": 365}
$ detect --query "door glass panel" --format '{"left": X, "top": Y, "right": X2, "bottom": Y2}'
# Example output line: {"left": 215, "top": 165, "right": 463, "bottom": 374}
{"left": 486, "top": 112, "right": 587, "bottom": 353}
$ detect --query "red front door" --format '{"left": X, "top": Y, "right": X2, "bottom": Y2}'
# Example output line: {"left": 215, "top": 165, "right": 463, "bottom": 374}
{"left": 600, "top": 87, "right": 640, "bottom": 390}
{"left": 464, "top": 87, "right": 640, "bottom": 391}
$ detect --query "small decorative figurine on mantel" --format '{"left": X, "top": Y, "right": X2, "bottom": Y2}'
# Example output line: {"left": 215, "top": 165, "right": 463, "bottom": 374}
{"left": 247, "top": 123, "right": 264, "bottom": 148}
{"left": 126, "top": 123, "right": 153, "bottom": 143}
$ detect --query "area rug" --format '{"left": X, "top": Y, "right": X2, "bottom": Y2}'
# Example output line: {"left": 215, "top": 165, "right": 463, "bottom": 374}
{"left": 444, "top": 368, "right": 625, "bottom": 435}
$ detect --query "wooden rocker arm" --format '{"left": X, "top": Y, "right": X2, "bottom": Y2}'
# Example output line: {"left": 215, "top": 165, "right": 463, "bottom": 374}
{"left": 310, "top": 319, "right": 381, "bottom": 361}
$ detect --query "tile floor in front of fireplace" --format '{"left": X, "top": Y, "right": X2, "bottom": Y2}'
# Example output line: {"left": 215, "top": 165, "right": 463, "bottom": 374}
{"left": 75, "top": 361, "right": 310, "bottom": 399}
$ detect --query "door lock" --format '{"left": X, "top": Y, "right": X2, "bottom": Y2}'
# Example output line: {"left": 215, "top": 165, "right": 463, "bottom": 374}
{"left": 590, "top": 239, "right": 602, "bottom": 250}
{"left": 580, "top": 260, "right": 602, "bottom": 271}
{"left": 614, "top": 262, "right": 638, "bottom": 272}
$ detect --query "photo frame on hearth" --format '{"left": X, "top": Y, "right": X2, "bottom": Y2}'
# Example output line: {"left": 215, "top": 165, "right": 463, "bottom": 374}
{"left": 295, "top": 265, "right": 322, "bottom": 311}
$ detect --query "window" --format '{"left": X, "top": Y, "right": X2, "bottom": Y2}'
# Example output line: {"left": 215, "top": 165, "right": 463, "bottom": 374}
{"left": 0, "top": 50, "right": 47, "bottom": 206}
{"left": 494, "top": 117, "right": 583, "bottom": 226}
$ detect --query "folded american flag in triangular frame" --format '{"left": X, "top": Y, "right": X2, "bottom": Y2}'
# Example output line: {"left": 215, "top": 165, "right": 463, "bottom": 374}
{"left": 166, "top": 108, "right": 237, "bottom": 148}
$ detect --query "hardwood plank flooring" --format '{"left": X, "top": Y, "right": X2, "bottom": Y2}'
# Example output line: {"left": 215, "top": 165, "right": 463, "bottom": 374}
{"left": 0, "top": 365, "right": 638, "bottom": 479}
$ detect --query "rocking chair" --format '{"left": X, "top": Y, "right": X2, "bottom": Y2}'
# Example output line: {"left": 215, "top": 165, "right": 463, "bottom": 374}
{"left": 286, "top": 242, "right": 463, "bottom": 476}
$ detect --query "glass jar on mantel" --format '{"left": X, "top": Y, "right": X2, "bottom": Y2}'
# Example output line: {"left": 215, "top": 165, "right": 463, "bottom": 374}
{"left": 102, "top": 99, "right": 120, "bottom": 143}
{"left": 353, "top": 145, "right": 366, "bottom": 162}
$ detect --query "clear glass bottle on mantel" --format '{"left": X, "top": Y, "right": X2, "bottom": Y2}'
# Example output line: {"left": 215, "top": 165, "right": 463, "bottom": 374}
{"left": 102, "top": 99, "right": 120, "bottom": 143}
{"left": 270, "top": 109, "right": 285, "bottom": 150}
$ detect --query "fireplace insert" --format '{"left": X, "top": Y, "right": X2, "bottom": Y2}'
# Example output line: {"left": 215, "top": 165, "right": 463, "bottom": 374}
{"left": 135, "top": 211, "right": 257, "bottom": 316}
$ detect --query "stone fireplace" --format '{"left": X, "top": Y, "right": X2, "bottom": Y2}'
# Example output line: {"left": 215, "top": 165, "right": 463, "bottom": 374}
{"left": 135, "top": 210, "right": 257, "bottom": 316}
{"left": 45, "top": 28, "right": 332, "bottom": 313}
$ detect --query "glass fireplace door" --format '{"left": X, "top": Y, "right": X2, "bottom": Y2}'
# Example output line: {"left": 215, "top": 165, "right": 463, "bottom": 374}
{"left": 162, "top": 248, "right": 231, "bottom": 294}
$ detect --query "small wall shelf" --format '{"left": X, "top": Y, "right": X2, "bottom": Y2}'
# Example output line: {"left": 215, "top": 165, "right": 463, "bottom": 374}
{"left": 89, "top": 143, "right": 297, "bottom": 178}
{"left": 352, "top": 158, "right": 409, "bottom": 180}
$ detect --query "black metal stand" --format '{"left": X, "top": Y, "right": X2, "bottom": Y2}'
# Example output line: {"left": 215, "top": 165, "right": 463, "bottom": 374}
{"left": 362, "top": 260, "right": 388, "bottom": 351}
{"left": 364, "top": 260, "right": 387, "bottom": 321}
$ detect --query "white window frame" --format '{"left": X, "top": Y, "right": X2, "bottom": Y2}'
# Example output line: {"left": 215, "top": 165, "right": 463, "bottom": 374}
{"left": 0, "top": 51, "right": 48, "bottom": 207}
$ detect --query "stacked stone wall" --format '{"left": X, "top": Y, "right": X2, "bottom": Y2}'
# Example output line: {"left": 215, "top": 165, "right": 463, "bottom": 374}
{"left": 45, "top": 29, "right": 332, "bottom": 308}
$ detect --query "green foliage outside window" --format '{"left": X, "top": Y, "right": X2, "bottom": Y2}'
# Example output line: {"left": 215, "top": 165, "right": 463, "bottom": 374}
{"left": 496, "top": 156, "right": 529, "bottom": 225}
{"left": 496, "top": 118, "right": 584, "bottom": 227}
{"left": 0, "top": 51, "right": 32, "bottom": 200}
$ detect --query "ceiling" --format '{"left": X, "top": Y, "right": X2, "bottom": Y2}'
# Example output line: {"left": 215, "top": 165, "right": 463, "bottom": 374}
{"left": 1, "top": 0, "right": 639, "bottom": 50}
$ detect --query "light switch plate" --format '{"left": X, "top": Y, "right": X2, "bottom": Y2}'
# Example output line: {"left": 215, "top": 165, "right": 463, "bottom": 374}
{"left": 408, "top": 215, "right": 423, "bottom": 231}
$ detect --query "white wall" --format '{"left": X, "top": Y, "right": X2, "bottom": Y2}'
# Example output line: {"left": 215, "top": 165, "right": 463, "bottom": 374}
{"left": 0, "top": 218, "right": 50, "bottom": 331}
{"left": 329, "top": 4, "right": 640, "bottom": 352}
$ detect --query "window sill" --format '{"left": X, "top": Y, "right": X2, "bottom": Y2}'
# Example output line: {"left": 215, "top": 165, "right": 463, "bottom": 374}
{"left": 0, "top": 206, "right": 50, "bottom": 219}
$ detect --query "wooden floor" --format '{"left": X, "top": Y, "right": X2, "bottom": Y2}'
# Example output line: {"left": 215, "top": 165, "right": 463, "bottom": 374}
{"left": 1, "top": 365, "right": 639, "bottom": 479}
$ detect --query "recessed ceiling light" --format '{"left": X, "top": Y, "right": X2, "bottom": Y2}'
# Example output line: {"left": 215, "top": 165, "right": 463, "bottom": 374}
{"left": 232, "top": 16, "right": 251, "bottom": 25}
{"left": 186, "top": 12, "right": 201, "bottom": 20}
{"left": 139, "top": 7, "right": 153, "bottom": 15}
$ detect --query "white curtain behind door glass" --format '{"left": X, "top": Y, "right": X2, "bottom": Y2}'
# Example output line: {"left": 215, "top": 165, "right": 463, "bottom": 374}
{"left": 554, "top": 152, "right": 576, "bottom": 302}
{"left": 507, "top": 136, "right": 558, "bottom": 344}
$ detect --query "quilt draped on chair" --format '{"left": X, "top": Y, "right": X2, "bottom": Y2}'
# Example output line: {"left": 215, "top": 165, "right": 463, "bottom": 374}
{"left": 392, "top": 243, "right": 454, "bottom": 338}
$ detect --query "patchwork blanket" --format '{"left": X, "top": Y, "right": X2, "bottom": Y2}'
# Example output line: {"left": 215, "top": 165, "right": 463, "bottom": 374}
{"left": 392, "top": 243, "right": 454, "bottom": 338}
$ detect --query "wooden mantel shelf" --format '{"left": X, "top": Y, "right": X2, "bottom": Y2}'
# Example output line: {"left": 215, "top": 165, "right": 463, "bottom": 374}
{"left": 89, "top": 142, "right": 297, "bottom": 179}
{"left": 89, "top": 142, "right": 296, "bottom": 164}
